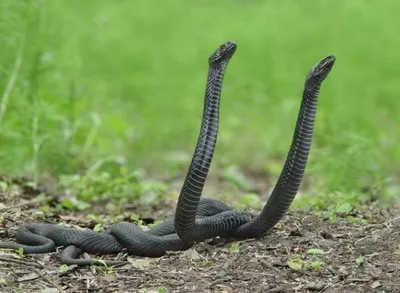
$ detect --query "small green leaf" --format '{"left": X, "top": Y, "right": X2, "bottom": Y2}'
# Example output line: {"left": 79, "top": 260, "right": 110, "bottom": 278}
{"left": 87, "top": 214, "right": 102, "bottom": 222}
{"left": 25, "top": 181, "right": 37, "bottom": 189}
{"left": 346, "top": 215, "right": 356, "bottom": 223}
{"left": 130, "top": 214, "right": 143, "bottom": 226}
{"left": 335, "top": 203, "right": 352, "bottom": 214}
{"left": 307, "top": 248, "right": 325, "bottom": 255}
{"left": 287, "top": 258, "right": 303, "bottom": 270}
{"left": 311, "top": 261, "right": 325, "bottom": 270}
{"left": 158, "top": 287, "right": 166, "bottom": 293}
{"left": 40, "top": 205, "right": 51, "bottom": 213}
{"left": 94, "top": 259, "right": 107, "bottom": 267}
{"left": 33, "top": 211, "right": 45, "bottom": 220}
{"left": 239, "top": 193, "right": 263, "bottom": 209}
{"left": 148, "top": 220, "right": 162, "bottom": 228}
{"left": 355, "top": 255, "right": 365, "bottom": 266}
{"left": 130, "top": 214, "right": 140, "bottom": 222}
{"left": 0, "top": 181, "right": 8, "bottom": 191}
{"left": 59, "top": 264, "right": 69, "bottom": 272}
{"left": 60, "top": 200, "right": 74, "bottom": 210}
{"left": 18, "top": 247, "right": 24, "bottom": 256}
{"left": 93, "top": 224, "right": 103, "bottom": 232}
{"left": 230, "top": 242, "right": 240, "bottom": 253}
{"left": 76, "top": 201, "right": 91, "bottom": 211}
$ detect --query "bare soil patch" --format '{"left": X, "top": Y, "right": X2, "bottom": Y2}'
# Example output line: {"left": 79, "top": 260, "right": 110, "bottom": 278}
{"left": 0, "top": 177, "right": 399, "bottom": 293}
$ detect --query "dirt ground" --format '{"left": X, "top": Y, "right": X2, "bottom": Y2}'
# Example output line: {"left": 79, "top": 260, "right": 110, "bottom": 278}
{"left": 0, "top": 177, "right": 399, "bottom": 293}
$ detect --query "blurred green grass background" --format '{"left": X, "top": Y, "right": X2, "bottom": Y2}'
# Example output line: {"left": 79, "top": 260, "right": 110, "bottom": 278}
{"left": 0, "top": 0, "right": 399, "bottom": 198}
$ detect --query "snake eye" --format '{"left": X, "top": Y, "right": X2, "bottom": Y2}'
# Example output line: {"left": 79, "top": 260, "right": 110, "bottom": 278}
{"left": 220, "top": 44, "right": 225, "bottom": 50}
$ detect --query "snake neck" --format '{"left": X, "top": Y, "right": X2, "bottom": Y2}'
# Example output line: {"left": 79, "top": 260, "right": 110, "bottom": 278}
{"left": 174, "top": 65, "right": 227, "bottom": 243}
{"left": 235, "top": 79, "right": 324, "bottom": 238}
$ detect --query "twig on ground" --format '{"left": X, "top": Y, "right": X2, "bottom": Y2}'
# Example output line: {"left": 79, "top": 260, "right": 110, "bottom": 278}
{"left": 387, "top": 215, "right": 400, "bottom": 225}
{"left": 345, "top": 278, "right": 372, "bottom": 283}
{"left": 0, "top": 198, "right": 46, "bottom": 211}
{"left": 0, "top": 256, "right": 44, "bottom": 268}
{"left": 32, "top": 268, "right": 65, "bottom": 293}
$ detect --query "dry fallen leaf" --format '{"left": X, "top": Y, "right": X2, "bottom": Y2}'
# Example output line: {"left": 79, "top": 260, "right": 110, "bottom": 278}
{"left": 127, "top": 258, "right": 151, "bottom": 270}
{"left": 371, "top": 281, "right": 381, "bottom": 289}
{"left": 183, "top": 249, "right": 201, "bottom": 261}
{"left": 17, "top": 272, "right": 40, "bottom": 282}
{"left": 43, "top": 288, "right": 59, "bottom": 293}
{"left": 102, "top": 273, "right": 117, "bottom": 282}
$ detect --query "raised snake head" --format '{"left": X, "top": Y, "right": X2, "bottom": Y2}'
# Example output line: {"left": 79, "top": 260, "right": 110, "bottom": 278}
{"left": 208, "top": 41, "right": 237, "bottom": 67}
{"left": 306, "top": 55, "right": 336, "bottom": 86}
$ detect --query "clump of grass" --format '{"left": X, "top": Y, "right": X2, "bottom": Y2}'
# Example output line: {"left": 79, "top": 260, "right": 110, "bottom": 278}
{"left": 57, "top": 164, "right": 172, "bottom": 210}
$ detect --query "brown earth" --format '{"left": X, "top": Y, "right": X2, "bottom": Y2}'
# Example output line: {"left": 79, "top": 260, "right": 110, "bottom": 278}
{"left": 0, "top": 177, "right": 399, "bottom": 293}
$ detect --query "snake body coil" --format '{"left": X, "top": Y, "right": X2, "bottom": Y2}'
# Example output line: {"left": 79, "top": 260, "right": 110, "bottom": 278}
{"left": 0, "top": 44, "right": 336, "bottom": 265}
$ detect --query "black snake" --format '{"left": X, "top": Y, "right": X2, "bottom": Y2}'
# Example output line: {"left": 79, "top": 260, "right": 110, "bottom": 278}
{"left": 0, "top": 41, "right": 253, "bottom": 266}
{"left": 175, "top": 55, "right": 335, "bottom": 243}
{"left": 0, "top": 41, "right": 335, "bottom": 266}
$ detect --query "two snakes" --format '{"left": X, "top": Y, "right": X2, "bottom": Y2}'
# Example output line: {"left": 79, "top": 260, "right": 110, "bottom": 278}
{"left": 0, "top": 41, "right": 335, "bottom": 266}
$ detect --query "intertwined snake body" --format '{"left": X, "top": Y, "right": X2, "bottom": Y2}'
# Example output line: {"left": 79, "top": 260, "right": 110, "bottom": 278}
{"left": 0, "top": 42, "right": 336, "bottom": 266}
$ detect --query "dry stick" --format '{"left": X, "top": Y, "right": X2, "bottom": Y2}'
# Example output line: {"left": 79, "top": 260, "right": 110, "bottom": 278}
{"left": 0, "top": 256, "right": 43, "bottom": 268}
{"left": 345, "top": 278, "right": 372, "bottom": 283}
{"left": 319, "top": 283, "right": 332, "bottom": 293}
{"left": 31, "top": 268, "right": 65, "bottom": 293}
{"left": 0, "top": 198, "right": 47, "bottom": 212}
{"left": 0, "top": 35, "right": 25, "bottom": 132}
{"left": 355, "top": 215, "right": 399, "bottom": 244}
{"left": 387, "top": 215, "right": 400, "bottom": 225}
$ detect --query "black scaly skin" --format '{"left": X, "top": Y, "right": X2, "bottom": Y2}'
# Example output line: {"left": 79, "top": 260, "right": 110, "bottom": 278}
{"left": 0, "top": 41, "right": 252, "bottom": 266}
{"left": 174, "top": 41, "right": 252, "bottom": 245}
{"left": 0, "top": 198, "right": 236, "bottom": 266}
{"left": 174, "top": 55, "right": 335, "bottom": 244}
{"left": 231, "top": 56, "right": 336, "bottom": 239}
